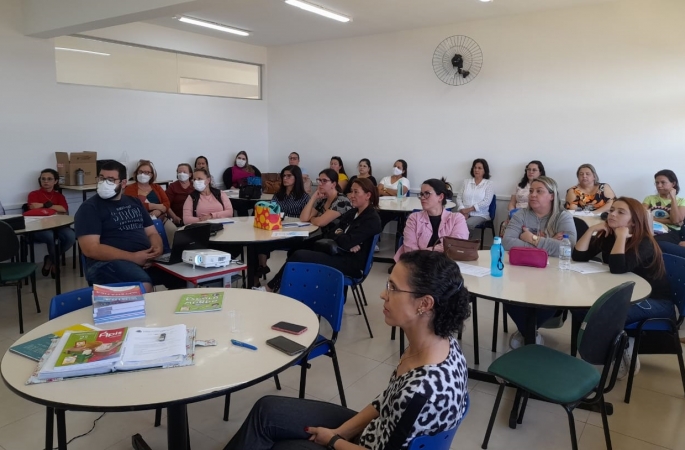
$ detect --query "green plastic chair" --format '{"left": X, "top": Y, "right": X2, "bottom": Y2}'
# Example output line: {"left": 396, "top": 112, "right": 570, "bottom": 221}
{"left": 0, "top": 221, "right": 40, "bottom": 333}
{"left": 481, "top": 281, "right": 635, "bottom": 450}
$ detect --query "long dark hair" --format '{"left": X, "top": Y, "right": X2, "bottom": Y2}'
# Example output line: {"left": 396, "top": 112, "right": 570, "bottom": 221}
{"left": 518, "top": 160, "right": 545, "bottom": 189}
{"left": 470, "top": 158, "right": 490, "bottom": 179}
{"left": 275, "top": 165, "right": 305, "bottom": 201}
{"left": 195, "top": 156, "right": 210, "bottom": 178}
{"left": 422, "top": 178, "right": 453, "bottom": 205}
{"left": 319, "top": 168, "right": 341, "bottom": 193}
{"left": 331, "top": 156, "right": 346, "bottom": 175}
{"left": 351, "top": 177, "right": 379, "bottom": 208}
{"left": 359, "top": 158, "right": 373, "bottom": 176}
{"left": 396, "top": 159, "right": 408, "bottom": 178}
{"left": 655, "top": 169, "right": 680, "bottom": 194}
{"left": 398, "top": 250, "right": 471, "bottom": 336}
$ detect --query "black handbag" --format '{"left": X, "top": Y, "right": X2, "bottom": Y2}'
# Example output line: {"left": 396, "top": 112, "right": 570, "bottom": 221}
{"left": 239, "top": 185, "right": 262, "bottom": 199}
{"left": 312, "top": 238, "right": 341, "bottom": 256}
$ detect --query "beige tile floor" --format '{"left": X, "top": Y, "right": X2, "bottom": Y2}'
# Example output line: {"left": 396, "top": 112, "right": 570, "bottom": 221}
{"left": 1, "top": 238, "right": 684, "bottom": 450}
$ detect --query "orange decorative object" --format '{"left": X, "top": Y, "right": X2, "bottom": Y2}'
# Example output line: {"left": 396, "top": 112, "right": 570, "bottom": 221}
{"left": 253, "top": 201, "right": 282, "bottom": 230}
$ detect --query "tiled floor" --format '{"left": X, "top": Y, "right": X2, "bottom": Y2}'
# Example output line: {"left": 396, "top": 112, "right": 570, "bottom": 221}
{"left": 1, "top": 238, "right": 684, "bottom": 450}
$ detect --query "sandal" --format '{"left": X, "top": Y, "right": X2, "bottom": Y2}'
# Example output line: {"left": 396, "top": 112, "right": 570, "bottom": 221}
{"left": 50, "top": 265, "right": 57, "bottom": 280}
{"left": 42, "top": 255, "right": 52, "bottom": 276}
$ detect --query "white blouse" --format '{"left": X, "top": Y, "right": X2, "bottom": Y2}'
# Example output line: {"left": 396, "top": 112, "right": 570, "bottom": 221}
{"left": 514, "top": 183, "right": 530, "bottom": 209}
{"left": 456, "top": 178, "right": 494, "bottom": 219}
{"left": 379, "top": 176, "right": 410, "bottom": 192}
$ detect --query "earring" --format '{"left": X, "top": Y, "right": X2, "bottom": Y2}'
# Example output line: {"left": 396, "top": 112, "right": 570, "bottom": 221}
{"left": 417, "top": 309, "right": 424, "bottom": 316}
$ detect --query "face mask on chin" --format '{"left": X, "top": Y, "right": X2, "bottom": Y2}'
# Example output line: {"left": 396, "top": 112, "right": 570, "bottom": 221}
{"left": 236, "top": 159, "right": 247, "bottom": 168}
{"left": 97, "top": 181, "right": 119, "bottom": 200}
{"left": 393, "top": 167, "right": 403, "bottom": 176}
{"left": 193, "top": 180, "right": 206, "bottom": 192}
{"left": 177, "top": 173, "right": 190, "bottom": 182}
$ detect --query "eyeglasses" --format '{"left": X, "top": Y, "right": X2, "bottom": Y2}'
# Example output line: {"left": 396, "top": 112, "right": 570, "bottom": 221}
{"left": 385, "top": 280, "right": 424, "bottom": 296}
{"left": 282, "top": 174, "right": 294, "bottom": 179}
{"left": 97, "top": 176, "right": 120, "bottom": 185}
{"left": 40, "top": 177, "right": 55, "bottom": 182}
{"left": 288, "top": 156, "right": 299, "bottom": 160}
{"left": 316, "top": 178, "right": 331, "bottom": 184}
{"left": 138, "top": 170, "right": 152, "bottom": 176}
{"left": 417, "top": 191, "right": 435, "bottom": 199}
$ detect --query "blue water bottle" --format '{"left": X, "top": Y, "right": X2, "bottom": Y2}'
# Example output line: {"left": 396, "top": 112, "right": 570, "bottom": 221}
{"left": 396, "top": 180, "right": 403, "bottom": 199}
{"left": 490, "top": 237, "right": 504, "bottom": 277}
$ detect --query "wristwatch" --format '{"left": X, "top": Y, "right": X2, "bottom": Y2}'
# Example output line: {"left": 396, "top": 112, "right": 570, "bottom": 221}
{"left": 532, "top": 235, "right": 539, "bottom": 246}
{"left": 327, "top": 434, "right": 343, "bottom": 449}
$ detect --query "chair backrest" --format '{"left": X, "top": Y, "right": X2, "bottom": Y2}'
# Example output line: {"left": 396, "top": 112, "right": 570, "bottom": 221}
{"left": 360, "top": 234, "right": 381, "bottom": 280}
{"left": 406, "top": 393, "right": 470, "bottom": 450}
{"left": 280, "top": 263, "right": 345, "bottom": 332}
{"left": 577, "top": 281, "right": 634, "bottom": 365}
{"left": 487, "top": 195, "right": 497, "bottom": 222}
{"left": 573, "top": 217, "right": 589, "bottom": 239}
{"left": 663, "top": 253, "right": 685, "bottom": 319}
{"left": 152, "top": 218, "right": 171, "bottom": 253}
{"left": 49, "top": 282, "right": 146, "bottom": 320}
{"left": 0, "top": 221, "right": 19, "bottom": 262}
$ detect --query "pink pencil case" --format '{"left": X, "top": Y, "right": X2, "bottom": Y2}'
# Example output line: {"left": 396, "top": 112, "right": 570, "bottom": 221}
{"left": 509, "top": 247, "right": 548, "bottom": 268}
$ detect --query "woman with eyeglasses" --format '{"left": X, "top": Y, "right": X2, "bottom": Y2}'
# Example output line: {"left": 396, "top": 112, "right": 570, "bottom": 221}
{"left": 254, "top": 166, "right": 311, "bottom": 284}
{"left": 502, "top": 176, "right": 576, "bottom": 348}
{"left": 299, "top": 169, "right": 352, "bottom": 231}
{"left": 643, "top": 169, "right": 685, "bottom": 245}
{"left": 344, "top": 158, "right": 377, "bottom": 196}
{"left": 27, "top": 168, "right": 76, "bottom": 277}
{"left": 124, "top": 160, "right": 177, "bottom": 245}
{"left": 227, "top": 250, "right": 469, "bottom": 449}
{"left": 508, "top": 160, "right": 545, "bottom": 214}
{"left": 288, "top": 152, "right": 312, "bottom": 193}
{"left": 330, "top": 156, "right": 349, "bottom": 192}
{"left": 166, "top": 163, "right": 194, "bottom": 226}
{"left": 394, "top": 179, "right": 467, "bottom": 260}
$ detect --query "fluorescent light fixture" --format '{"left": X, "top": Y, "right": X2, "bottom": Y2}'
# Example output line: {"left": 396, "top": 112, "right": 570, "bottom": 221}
{"left": 55, "top": 47, "right": 110, "bottom": 56}
{"left": 285, "top": 0, "right": 351, "bottom": 23}
{"left": 177, "top": 16, "right": 250, "bottom": 36}
{"left": 479, "top": 0, "right": 493, "bottom": 2}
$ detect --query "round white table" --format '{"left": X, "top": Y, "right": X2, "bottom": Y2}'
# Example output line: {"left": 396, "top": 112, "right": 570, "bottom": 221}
{"left": 1, "top": 288, "right": 320, "bottom": 450}
{"left": 15, "top": 215, "right": 75, "bottom": 295}
{"left": 209, "top": 217, "right": 319, "bottom": 288}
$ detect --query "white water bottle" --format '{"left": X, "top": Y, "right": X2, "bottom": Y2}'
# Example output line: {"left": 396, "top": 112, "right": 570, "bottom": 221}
{"left": 396, "top": 180, "right": 403, "bottom": 199}
{"left": 559, "top": 234, "right": 572, "bottom": 270}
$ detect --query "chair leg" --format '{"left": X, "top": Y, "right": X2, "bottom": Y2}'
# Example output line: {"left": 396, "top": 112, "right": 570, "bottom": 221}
{"left": 517, "top": 391, "right": 529, "bottom": 424}
{"left": 359, "top": 284, "right": 368, "bottom": 306}
{"left": 354, "top": 286, "right": 373, "bottom": 338}
{"left": 274, "top": 374, "right": 281, "bottom": 390}
{"left": 482, "top": 383, "right": 505, "bottom": 449}
{"left": 624, "top": 333, "right": 642, "bottom": 403}
{"left": 330, "top": 345, "right": 347, "bottom": 407}
{"left": 154, "top": 408, "right": 162, "bottom": 427}
{"left": 352, "top": 287, "right": 361, "bottom": 316}
{"left": 502, "top": 307, "right": 508, "bottom": 333}
{"left": 480, "top": 229, "right": 485, "bottom": 250}
{"left": 78, "top": 245, "right": 84, "bottom": 278}
{"left": 471, "top": 295, "right": 480, "bottom": 366}
{"left": 492, "top": 301, "right": 500, "bottom": 352}
{"left": 599, "top": 395, "right": 612, "bottom": 450}
{"left": 564, "top": 406, "right": 579, "bottom": 450}
{"left": 674, "top": 333, "right": 685, "bottom": 397}
{"left": 16, "top": 283, "right": 24, "bottom": 334}
{"left": 299, "top": 359, "right": 309, "bottom": 399}
{"left": 30, "top": 272, "right": 40, "bottom": 313}
{"left": 223, "top": 394, "right": 231, "bottom": 421}
{"left": 72, "top": 244, "right": 76, "bottom": 269}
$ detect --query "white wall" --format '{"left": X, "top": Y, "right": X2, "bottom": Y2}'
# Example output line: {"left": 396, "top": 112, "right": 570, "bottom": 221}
{"left": 266, "top": 0, "right": 685, "bottom": 202}
{"left": 0, "top": 0, "right": 268, "bottom": 210}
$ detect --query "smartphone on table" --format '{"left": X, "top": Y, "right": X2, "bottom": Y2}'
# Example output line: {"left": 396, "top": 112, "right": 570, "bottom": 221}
{"left": 266, "top": 336, "right": 307, "bottom": 356}
{"left": 271, "top": 321, "right": 308, "bottom": 335}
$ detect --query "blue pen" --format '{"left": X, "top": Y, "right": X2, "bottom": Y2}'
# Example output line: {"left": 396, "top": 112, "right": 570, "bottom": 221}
{"left": 231, "top": 339, "right": 258, "bottom": 351}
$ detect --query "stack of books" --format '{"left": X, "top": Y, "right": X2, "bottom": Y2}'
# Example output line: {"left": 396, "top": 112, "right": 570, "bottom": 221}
{"left": 92, "top": 284, "right": 146, "bottom": 324}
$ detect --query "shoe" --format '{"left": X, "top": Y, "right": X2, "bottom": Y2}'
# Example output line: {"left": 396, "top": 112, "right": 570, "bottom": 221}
{"left": 508, "top": 331, "right": 544, "bottom": 350}
{"left": 374, "top": 245, "right": 380, "bottom": 253}
{"left": 255, "top": 265, "right": 271, "bottom": 277}
{"left": 252, "top": 286, "right": 266, "bottom": 292}
{"left": 41, "top": 255, "right": 51, "bottom": 276}
{"left": 617, "top": 337, "right": 640, "bottom": 381}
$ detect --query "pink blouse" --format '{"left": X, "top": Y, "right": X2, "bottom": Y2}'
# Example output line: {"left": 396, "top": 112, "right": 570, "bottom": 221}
{"left": 182, "top": 191, "right": 233, "bottom": 224}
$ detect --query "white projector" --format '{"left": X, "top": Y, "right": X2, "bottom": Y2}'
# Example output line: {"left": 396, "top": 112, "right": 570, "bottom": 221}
{"left": 182, "top": 250, "right": 232, "bottom": 268}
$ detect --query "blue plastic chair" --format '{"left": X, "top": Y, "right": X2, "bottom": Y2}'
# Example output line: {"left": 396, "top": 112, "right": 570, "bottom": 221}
{"left": 408, "top": 393, "right": 470, "bottom": 449}
{"left": 623, "top": 253, "right": 685, "bottom": 403}
{"left": 475, "top": 196, "right": 497, "bottom": 250}
{"left": 152, "top": 218, "right": 171, "bottom": 254}
{"left": 48, "top": 282, "right": 147, "bottom": 320}
{"left": 345, "top": 234, "right": 380, "bottom": 338}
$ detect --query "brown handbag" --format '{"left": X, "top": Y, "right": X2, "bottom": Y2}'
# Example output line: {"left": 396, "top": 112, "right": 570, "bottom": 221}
{"left": 261, "top": 173, "right": 282, "bottom": 194}
{"left": 443, "top": 236, "right": 480, "bottom": 261}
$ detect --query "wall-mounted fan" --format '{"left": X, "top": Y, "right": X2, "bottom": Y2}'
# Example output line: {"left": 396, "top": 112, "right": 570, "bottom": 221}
{"left": 432, "top": 35, "right": 483, "bottom": 86}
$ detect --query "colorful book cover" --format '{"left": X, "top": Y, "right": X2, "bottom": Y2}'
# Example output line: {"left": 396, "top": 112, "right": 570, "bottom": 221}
{"left": 92, "top": 284, "right": 144, "bottom": 305}
{"left": 175, "top": 292, "right": 224, "bottom": 314}
{"left": 54, "top": 328, "right": 127, "bottom": 368}
{"left": 9, "top": 324, "right": 97, "bottom": 362}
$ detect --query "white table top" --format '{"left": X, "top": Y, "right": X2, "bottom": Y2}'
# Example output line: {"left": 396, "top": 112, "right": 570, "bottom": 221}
{"left": 209, "top": 217, "right": 319, "bottom": 244}
{"left": 459, "top": 250, "right": 652, "bottom": 309}
{"left": 1, "top": 289, "right": 319, "bottom": 411}
{"left": 153, "top": 261, "right": 246, "bottom": 284}
{"left": 379, "top": 197, "right": 456, "bottom": 212}
{"left": 14, "top": 215, "right": 74, "bottom": 234}
{"left": 224, "top": 190, "right": 273, "bottom": 202}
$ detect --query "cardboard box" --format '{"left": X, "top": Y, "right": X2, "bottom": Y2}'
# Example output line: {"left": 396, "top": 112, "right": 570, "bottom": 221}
{"left": 55, "top": 152, "right": 98, "bottom": 186}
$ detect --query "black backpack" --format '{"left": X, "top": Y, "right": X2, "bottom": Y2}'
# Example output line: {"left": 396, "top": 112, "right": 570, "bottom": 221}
{"left": 190, "top": 188, "right": 224, "bottom": 217}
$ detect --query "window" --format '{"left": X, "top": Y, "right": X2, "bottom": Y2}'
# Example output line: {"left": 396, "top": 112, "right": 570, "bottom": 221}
{"left": 54, "top": 36, "right": 261, "bottom": 100}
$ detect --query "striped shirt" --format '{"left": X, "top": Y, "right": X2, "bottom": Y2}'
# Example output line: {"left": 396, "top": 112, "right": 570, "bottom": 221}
{"left": 273, "top": 192, "right": 311, "bottom": 218}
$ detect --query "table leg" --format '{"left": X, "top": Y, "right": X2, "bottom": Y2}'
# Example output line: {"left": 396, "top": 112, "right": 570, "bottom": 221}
{"left": 167, "top": 404, "right": 189, "bottom": 450}
{"left": 45, "top": 407, "right": 54, "bottom": 450}
{"left": 53, "top": 229, "right": 62, "bottom": 295}
{"left": 246, "top": 245, "right": 257, "bottom": 289}
{"left": 571, "top": 313, "right": 581, "bottom": 357}
{"left": 56, "top": 409, "right": 67, "bottom": 450}
{"left": 82, "top": 191, "right": 87, "bottom": 202}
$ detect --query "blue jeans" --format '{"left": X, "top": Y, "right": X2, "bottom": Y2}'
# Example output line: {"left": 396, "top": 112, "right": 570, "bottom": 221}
{"left": 86, "top": 259, "right": 186, "bottom": 289}
{"left": 625, "top": 298, "right": 676, "bottom": 325}
{"left": 32, "top": 228, "right": 76, "bottom": 261}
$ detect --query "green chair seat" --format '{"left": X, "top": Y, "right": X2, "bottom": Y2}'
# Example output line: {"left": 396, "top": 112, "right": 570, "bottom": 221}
{"left": 488, "top": 344, "right": 600, "bottom": 404}
{"left": 0, "top": 262, "right": 38, "bottom": 282}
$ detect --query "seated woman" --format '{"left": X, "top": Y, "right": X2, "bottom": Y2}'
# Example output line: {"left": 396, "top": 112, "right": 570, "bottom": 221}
{"left": 502, "top": 176, "right": 577, "bottom": 348}
{"left": 565, "top": 163, "right": 616, "bottom": 213}
{"left": 344, "top": 158, "right": 377, "bottom": 196}
{"left": 226, "top": 250, "right": 469, "bottom": 449}
{"left": 330, "top": 156, "right": 349, "bottom": 192}
{"left": 573, "top": 197, "right": 673, "bottom": 378}
{"left": 258, "top": 177, "right": 377, "bottom": 293}
{"left": 182, "top": 168, "right": 233, "bottom": 224}
{"left": 222, "top": 151, "right": 262, "bottom": 189}
{"left": 643, "top": 169, "right": 685, "bottom": 245}
{"left": 456, "top": 158, "right": 494, "bottom": 240}
{"left": 165, "top": 163, "right": 194, "bottom": 226}
{"left": 254, "top": 165, "right": 311, "bottom": 284}
{"left": 27, "top": 168, "right": 76, "bottom": 278}
{"left": 508, "top": 160, "right": 545, "bottom": 215}
{"left": 378, "top": 159, "right": 410, "bottom": 233}
{"left": 394, "top": 178, "right": 468, "bottom": 260}
{"left": 194, "top": 156, "right": 216, "bottom": 187}
{"left": 299, "top": 169, "right": 352, "bottom": 233}
{"left": 123, "top": 160, "right": 177, "bottom": 245}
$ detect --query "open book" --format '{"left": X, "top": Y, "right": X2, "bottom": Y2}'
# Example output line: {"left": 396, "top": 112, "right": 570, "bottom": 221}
{"left": 29, "top": 325, "right": 195, "bottom": 383}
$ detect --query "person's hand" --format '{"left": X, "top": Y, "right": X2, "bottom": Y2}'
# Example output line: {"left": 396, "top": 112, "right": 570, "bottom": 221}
{"left": 306, "top": 427, "right": 337, "bottom": 446}
{"left": 614, "top": 226, "right": 632, "bottom": 240}
{"left": 172, "top": 216, "right": 182, "bottom": 225}
{"left": 459, "top": 208, "right": 470, "bottom": 218}
{"left": 30, "top": 203, "right": 44, "bottom": 209}
{"left": 151, "top": 210, "right": 161, "bottom": 218}
{"left": 551, "top": 232, "right": 565, "bottom": 240}
{"left": 149, "top": 243, "right": 163, "bottom": 259}
{"left": 199, "top": 214, "right": 212, "bottom": 222}
{"left": 590, "top": 221, "right": 610, "bottom": 235}
{"left": 520, "top": 226, "right": 536, "bottom": 244}
{"left": 670, "top": 188, "right": 678, "bottom": 199}
{"left": 132, "top": 248, "right": 156, "bottom": 266}
{"left": 349, "top": 245, "right": 361, "bottom": 253}
{"left": 378, "top": 183, "right": 385, "bottom": 191}
{"left": 314, "top": 190, "right": 326, "bottom": 200}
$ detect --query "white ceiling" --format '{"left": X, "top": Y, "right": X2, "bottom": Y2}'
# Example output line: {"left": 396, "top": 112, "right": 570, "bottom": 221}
{"left": 146, "top": 0, "right": 619, "bottom": 47}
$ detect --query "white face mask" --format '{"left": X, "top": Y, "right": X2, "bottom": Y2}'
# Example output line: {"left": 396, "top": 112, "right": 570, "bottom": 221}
{"left": 236, "top": 158, "right": 247, "bottom": 168}
{"left": 177, "top": 172, "right": 190, "bottom": 182}
{"left": 393, "top": 167, "right": 403, "bottom": 176}
{"left": 137, "top": 173, "right": 151, "bottom": 184}
{"left": 97, "top": 181, "right": 118, "bottom": 199}
{"left": 193, "top": 180, "right": 206, "bottom": 192}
